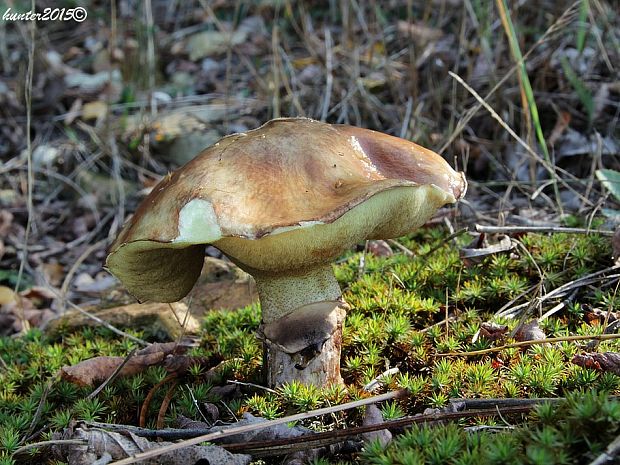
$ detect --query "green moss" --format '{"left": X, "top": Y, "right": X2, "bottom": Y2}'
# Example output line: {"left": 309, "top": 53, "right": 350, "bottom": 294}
{"left": 1, "top": 229, "right": 617, "bottom": 463}
{"left": 360, "top": 393, "right": 620, "bottom": 465}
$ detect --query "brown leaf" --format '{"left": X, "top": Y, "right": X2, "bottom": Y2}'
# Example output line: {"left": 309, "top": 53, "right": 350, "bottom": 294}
{"left": 478, "top": 322, "right": 509, "bottom": 342}
{"left": 59, "top": 342, "right": 183, "bottom": 387}
{"left": 60, "top": 353, "right": 164, "bottom": 387}
{"left": 396, "top": 20, "right": 443, "bottom": 44}
{"left": 548, "top": 111, "right": 571, "bottom": 147}
{"left": 460, "top": 233, "right": 514, "bottom": 266}
{"left": 38, "top": 262, "right": 64, "bottom": 287}
{"left": 0, "top": 286, "right": 17, "bottom": 305}
{"left": 572, "top": 352, "right": 620, "bottom": 375}
{"left": 514, "top": 321, "right": 546, "bottom": 343}
{"left": 0, "top": 210, "right": 13, "bottom": 236}
{"left": 367, "top": 240, "right": 393, "bottom": 257}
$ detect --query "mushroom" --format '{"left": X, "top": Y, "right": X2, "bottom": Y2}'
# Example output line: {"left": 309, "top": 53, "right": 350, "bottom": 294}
{"left": 105, "top": 118, "right": 466, "bottom": 387}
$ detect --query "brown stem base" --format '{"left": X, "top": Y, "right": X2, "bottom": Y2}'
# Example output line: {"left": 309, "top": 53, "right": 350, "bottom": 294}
{"left": 262, "top": 305, "right": 346, "bottom": 387}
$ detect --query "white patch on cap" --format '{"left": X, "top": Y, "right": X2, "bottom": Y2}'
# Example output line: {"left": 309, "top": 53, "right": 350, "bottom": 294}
{"left": 174, "top": 199, "right": 222, "bottom": 243}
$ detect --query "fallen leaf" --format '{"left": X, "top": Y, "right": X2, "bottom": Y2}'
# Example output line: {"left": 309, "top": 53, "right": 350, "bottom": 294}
{"left": 0, "top": 210, "right": 13, "bottom": 236}
{"left": 81, "top": 100, "right": 107, "bottom": 121}
{"left": 514, "top": 320, "right": 546, "bottom": 342}
{"left": 32, "top": 144, "right": 60, "bottom": 167}
{"left": 572, "top": 352, "right": 620, "bottom": 375}
{"left": 548, "top": 111, "right": 571, "bottom": 147}
{"left": 367, "top": 240, "right": 393, "bottom": 257}
{"left": 460, "top": 233, "right": 514, "bottom": 266}
{"left": 186, "top": 29, "right": 249, "bottom": 60}
{"left": 64, "top": 69, "right": 122, "bottom": 94}
{"left": 59, "top": 342, "right": 184, "bottom": 387}
{"left": 20, "top": 285, "right": 56, "bottom": 303}
{"left": 39, "top": 262, "right": 64, "bottom": 287}
{"left": 73, "top": 272, "right": 117, "bottom": 294}
{"left": 0, "top": 286, "right": 17, "bottom": 305}
{"left": 475, "top": 322, "right": 509, "bottom": 343}
{"left": 397, "top": 20, "right": 443, "bottom": 44}
{"left": 53, "top": 426, "right": 250, "bottom": 465}
{"left": 184, "top": 17, "right": 263, "bottom": 61}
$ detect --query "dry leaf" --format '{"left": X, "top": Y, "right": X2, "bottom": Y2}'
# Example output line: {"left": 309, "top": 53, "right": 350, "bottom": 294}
{"left": 0, "top": 210, "right": 13, "bottom": 236}
{"left": 0, "top": 286, "right": 17, "bottom": 305}
{"left": 460, "top": 233, "right": 514, "bottom": 266}
{"left": 81, "top": 100, "right": 107, "bottom": 121}
{"left": 39, "top": 262, "right": 64, "bottom": 287}
{"left": 478, "top": 322, "right": 509, "bottom": 342}
{"left": 397, "top": 20, "right": 443, "bottom": 44}
{"left": 60, "top": 342, "right": 183, "bottom": 387}
{"left": 572, "top": 352, "right": 620, "bottom": 375}
{"left": 367, "top": 240, "right": 393, "bottom": 257}
{"left": 514, "top": 320, "right": 546, "bottom": 342}
{"left": 54, "top": 426, "right": 250, "bottom": 465}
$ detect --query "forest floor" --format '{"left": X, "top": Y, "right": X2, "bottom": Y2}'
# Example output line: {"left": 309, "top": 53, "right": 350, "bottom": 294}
{"left": 1, "top": 1, "right": 619, "bottom": 464}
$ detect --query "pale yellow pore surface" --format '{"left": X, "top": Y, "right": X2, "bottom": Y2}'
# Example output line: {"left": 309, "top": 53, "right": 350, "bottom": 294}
{"left": 216, "top": 184, "right": 452, "bottom": 274}
{"left": 106, "top": 183, "right": 452, "bottom": 303}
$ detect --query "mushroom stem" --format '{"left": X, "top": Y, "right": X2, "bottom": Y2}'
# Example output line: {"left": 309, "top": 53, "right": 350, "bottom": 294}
{"left": 254, "top": 265, "right": 342, "bottom": 323}
{"left": 253, "top": 265, "right": 347, "bottom": 387}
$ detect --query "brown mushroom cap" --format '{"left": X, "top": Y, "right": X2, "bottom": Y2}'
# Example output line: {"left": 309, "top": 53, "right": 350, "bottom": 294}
{"left": 106, "top": 118, "right": 466, "bottom": 302}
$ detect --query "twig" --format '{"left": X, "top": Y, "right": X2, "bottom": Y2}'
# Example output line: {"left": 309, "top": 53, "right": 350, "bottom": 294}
{"left": 12, "top": 439, "right": 87, "bottom": 457}
{"left": 83, "top": 421, "right": 213, "bottom": 440}
{"left": 140, "top": 374, "right": 177, "bottom": 428}
{"left": 476, "top": 224, "right": 615, "bottom": 237}
{"left": 399, "top": 96, "right": 413, "bottom": 139}
{"left": 363, "top": 367, "right": 399, "bottom": 392}
{"left": 420, "top": 227, "right": 469, "bottom": 257}
{"left": 440, "top": 2, "right": 579, "bottom": 154}
{"left": 437, "top": 333, "right": 620, "bottom": 357}
{"left": 448, "top": 70, "right": 590, "bottom": 206}
{"left": 61, "top": 297, "right": 148, "bottom": 347}
{"left": 59, "top": 239, "right": 107, "bottom": 314}
{"left": 87, "top": 348, "right": 138, "bottom": 400}
{"left": 320, "top": 26, "right": 333, "bottom": 121}
{"left": 538, "top": 289, "right": 579, "bottom": 322}
{"left": 144, "top": 0, "right": 156, "bottom": 117}
{"left": 449, "top": 397, "right": 563, "bottom": 409}
{"left": 109, "top": 389, "right": 407, "bottom": 464}
{"left": 157, "top": 380, "right": 179, "bottom": 429}
{"left": 387, "top": 239, "right": 414, "bottom": 257}
{"left": 24, "top": 379, "right": 54, "bottom": 441}
{"left": 540, "top": 267, "right": 620, "bottom": 303}
{"left": 420, "top": 316, "right": 456, "bottom": 333}
{"left": 84, "top": 404, "right": 532, "bottom": 459}
{"left": 499, "top": 266, "right": 620, "bottom": 319}
{"left": 226, "top": 380, "right": 278, "bottom": 394}
{"left": 588, "top": 433, "right": 620, "bottom": 465}
{"left": 222, "top": 405, "right": 533, "bottom": 457}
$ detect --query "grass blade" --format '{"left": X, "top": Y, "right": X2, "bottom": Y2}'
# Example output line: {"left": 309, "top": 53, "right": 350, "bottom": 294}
{"left": 496, "top": 0, "right": 563, "bottom": 212}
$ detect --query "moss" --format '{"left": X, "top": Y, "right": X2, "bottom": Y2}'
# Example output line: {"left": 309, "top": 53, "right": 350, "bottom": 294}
{"left": 359, "top": 392, "right": 620, "bottom": 465}
{"left": 0, "top": 229, "right": 618, "bottom": 463}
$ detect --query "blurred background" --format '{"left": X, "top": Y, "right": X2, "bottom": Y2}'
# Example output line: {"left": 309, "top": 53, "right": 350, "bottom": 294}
{"left": 0, "top": 0, "right": 618, "bottom": 328}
